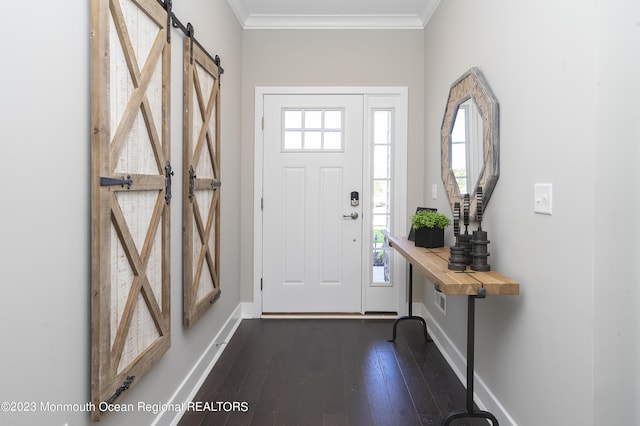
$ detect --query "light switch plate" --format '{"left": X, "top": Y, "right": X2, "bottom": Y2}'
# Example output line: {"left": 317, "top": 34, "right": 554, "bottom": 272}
{"left": 432, "top": 184, "right": 437, "bottom": 199}
{"left": 534, "top": 183, "right": 552, "bottom": 215}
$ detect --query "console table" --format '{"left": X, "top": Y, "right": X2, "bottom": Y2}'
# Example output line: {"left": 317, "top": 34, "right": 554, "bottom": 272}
{"left": 387, "top": 235, "right": 519, "bottom": 426}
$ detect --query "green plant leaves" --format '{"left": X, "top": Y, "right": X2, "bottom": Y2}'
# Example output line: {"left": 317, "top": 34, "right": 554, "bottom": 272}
{"left": 411, "top": 210, "right": 451, "bottom": 230}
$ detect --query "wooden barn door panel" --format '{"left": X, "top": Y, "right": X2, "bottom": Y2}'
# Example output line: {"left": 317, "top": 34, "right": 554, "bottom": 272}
{"left": 91, "top": 0, "right": 170, "bottom": 419}
{"left": 183, "top": 40, "right": 221, "bottom": 328}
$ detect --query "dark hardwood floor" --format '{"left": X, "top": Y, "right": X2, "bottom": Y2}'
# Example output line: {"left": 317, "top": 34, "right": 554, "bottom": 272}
{"left": 178, "top": 318, "right": 488, "bottom": 426}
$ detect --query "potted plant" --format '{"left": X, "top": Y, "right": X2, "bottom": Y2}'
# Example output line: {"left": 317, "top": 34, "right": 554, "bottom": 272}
{"left": 411, "top": 210, "right": 451, "bottom": 248}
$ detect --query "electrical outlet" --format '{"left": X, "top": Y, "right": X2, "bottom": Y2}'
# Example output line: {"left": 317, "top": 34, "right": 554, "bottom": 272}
{"left": 534, "top": 183, "right": 553, "bottom": 215}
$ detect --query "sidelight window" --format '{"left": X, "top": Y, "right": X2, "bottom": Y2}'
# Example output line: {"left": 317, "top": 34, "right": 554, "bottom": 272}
{"left": 372, "top": 110, "right": 392, "bottom": 285}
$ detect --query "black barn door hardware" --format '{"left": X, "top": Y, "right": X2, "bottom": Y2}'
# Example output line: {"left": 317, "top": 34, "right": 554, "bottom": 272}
{"left": 188, "top": 165, "right": 196, "bottom": 202}
{"left": 189, "top": 165, "right": 221, "bottom": 202}
{"left": 100, "top": 175, "right": 133, "bottom": 189}
{"left": 165, "top": 0, "right": 172, "bottom": 42}
{"left": 101, "top": 376, "right": 135, "bottom": 409}
{"left": 165, "top": 161, "right": 174, "bottom": 204}
{"left": 156, "top": 0, "right": 224, "bottom": 75}
{"left": 210, "top": 289, "right": 221, "bottom": 304}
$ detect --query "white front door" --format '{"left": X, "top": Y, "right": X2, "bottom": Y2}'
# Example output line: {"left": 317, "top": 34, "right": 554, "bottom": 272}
{"left": 262, "top": 94, "right": 363, "bottom": 312}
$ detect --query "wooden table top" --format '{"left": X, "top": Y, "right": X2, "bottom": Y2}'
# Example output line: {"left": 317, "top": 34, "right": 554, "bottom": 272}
{"left": 388, "top": 235, "right": 519, "bottom": 296}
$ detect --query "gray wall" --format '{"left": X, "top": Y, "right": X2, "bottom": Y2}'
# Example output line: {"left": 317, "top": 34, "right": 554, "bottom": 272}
{"left": 423, "top": 0, "right": 639, "bottom": 425}
{"left": 593, "top": 0, "right": 640, "bottom": 424}
{"left": 0, "top": 1, "right": 243, "bottom": 425}
{"left": 240, "top": 29, "right": 427, "bottom": 302}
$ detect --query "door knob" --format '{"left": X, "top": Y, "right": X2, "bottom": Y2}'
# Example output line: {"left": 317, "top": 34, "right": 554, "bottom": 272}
{"left": 343, "top": 212, "right": 358, "bottom": 220}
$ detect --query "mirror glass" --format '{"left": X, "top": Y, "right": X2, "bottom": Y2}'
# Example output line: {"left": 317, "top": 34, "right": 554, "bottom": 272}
{"left": 450, "top": 98, "right": 483, "bottom": 195}
{"left": 441, "top": 67, "right": 499, "bottom": 220}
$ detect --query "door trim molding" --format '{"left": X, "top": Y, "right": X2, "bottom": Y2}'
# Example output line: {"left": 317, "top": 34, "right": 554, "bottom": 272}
{"left": 253, "top": 87, "right": 408, "bottom": 318}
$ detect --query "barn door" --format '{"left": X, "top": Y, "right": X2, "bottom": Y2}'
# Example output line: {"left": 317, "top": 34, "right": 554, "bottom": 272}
{"left": 90, "top": 0, "right": 171, "bottom": 419}
{"left": 182, "top": 38, "right": 222, "bottom": 328}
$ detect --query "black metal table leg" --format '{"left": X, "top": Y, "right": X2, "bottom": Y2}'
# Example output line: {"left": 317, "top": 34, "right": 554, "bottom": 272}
{"left": 442, "top": 291, "right": 498, "bottom": 425}
{"left": 389, "top": 264, "right": 432, "bottom": 343}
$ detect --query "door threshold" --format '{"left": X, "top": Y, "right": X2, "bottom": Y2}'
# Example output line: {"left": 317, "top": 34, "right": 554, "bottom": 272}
{"left": 260, "top": 312, "right": 398, "bottom": 320}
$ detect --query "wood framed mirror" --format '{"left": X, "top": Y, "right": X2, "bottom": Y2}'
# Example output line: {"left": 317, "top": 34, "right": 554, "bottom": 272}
{"left": 440, "top": 67, "right": 499, "bottom": 220}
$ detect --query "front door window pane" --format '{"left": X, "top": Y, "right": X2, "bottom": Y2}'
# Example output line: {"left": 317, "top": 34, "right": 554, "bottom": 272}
{"left": 304, "top": 131, "right": 321, "bottom": 150}
{"left": 324, "top": 131, "right": 342, "bottom": 150}
{"left": 304, "top": 110, "right": 322, "bottom": 128}
{"left": 284, "top": 131, "right": 302, "bottom": 150}
{"left": 324, "top": 110, "right": 342, "bottom": 128}
{"left": 285, "top": 110, "right": 302, "bottom": 128}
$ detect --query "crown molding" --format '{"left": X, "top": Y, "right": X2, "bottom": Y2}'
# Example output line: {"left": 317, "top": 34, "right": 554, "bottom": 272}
{"left": 226, "top": 0, "right": 442, "bottom": 30}
{"left": 243, "top": 14, "right": 425, "bottom": 30}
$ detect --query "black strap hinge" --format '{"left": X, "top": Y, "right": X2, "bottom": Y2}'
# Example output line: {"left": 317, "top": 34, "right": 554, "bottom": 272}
{"left": 100, "top": 175, "right": 132, "bottom": 189}
{"left": 189, "top": 166, "right": 220, "bottom": 201}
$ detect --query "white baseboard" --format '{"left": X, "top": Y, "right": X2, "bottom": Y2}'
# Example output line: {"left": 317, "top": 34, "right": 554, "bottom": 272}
{"left": 260, "top": 313, "right": 398, "bottom": 319}
{"left": 413, "top": 302, "right": 518, "bottom": 426}
{"left": 154, "top": 303, "right": 245, "bottom": 426}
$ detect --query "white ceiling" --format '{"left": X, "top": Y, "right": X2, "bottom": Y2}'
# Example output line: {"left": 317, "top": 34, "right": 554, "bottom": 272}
{"left": 226, "top": 0, "right": 442, "bottom": 30}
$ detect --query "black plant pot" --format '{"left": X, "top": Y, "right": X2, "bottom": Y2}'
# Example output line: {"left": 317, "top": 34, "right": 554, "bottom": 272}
{"left": 414, "top": 227, "right": 445, "bottom": 248}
